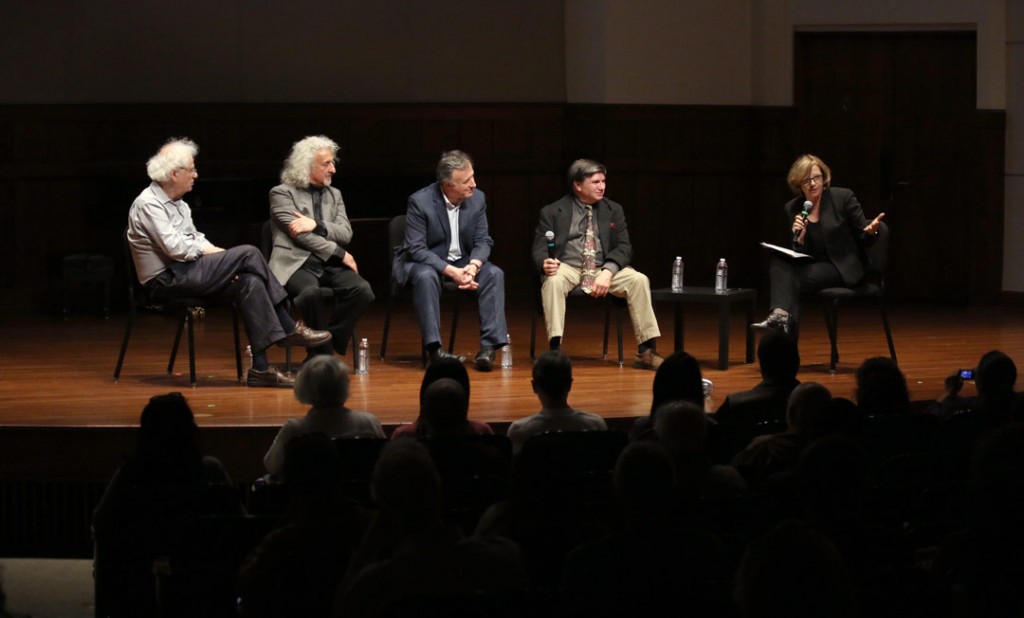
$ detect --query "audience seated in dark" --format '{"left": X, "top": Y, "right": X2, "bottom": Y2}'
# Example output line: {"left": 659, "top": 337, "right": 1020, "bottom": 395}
{"left": 476, "top": 427, "right": 611, "bottom": 593}
{"left": 561, "top": 441, "right": 728, "bottom": 617}
{"left": 654, "top": 400, "right": 747, "bottom": 500}
{"left": 238, "top": 432, "right": 371, "bottom": 618}
{"left": 391, "top": 356, "right": 493, "bottom": 438}
{"left": 334, "top": 440, "right": 526, "bottom": 617}
{"left": 929, "top": 350, "right": 1018, "bottom": 426}
{"left": 715, "top": 330, "right": 801, "bottom": 429}
{"left": 92, "top": 392, "right": 240, "bottom": 618}
{"left": 733, "top": 519, "right": 857, "bottom": 618}
{"left": 263, "top": 356, "right": 385, "bottom": 478}
{"left": 794, "top": 434, "right": 920, "bottom": 618}
{"left": 731, "top": 382, "right": 833, "bottom": 490}
{"left": 507, "top": 350, "right": 608, "bottom": 453}
{"left": 629, "top": 351, "right": 704, "bottom": 441}
{"left": 932, "top": 423, "right": 1024, "bottom": 617}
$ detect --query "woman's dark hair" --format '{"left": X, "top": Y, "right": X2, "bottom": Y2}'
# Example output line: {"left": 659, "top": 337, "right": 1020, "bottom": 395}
{"left": 134, "top": 392, "right": 204, "bottom": 482}
{"left": 650, "top": 351, "right": 703, "bottom": 417}
{"left": 420, "top": 356, "right": 471, "bottom": 404}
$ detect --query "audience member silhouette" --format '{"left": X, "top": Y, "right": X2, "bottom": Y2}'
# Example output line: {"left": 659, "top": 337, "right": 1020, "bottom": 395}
{"left": 733, "top": 519, "right": 857, "bottom": 618}
{"left": 715, "top": 329, "right": 801, "bottom": 429}
{"left": 855, "top": 356, "right": 910, "bottom": 416}
{"left": 731, "top": 382, "right": 833, "bottom": 490}
{"left": 654, "top": 400, "right": 747, "bottom": 500}
{"left": 391, "top": 357, "right": 493, "bottom": 438}
{"left": 629, "top": 351, "right": 704, "bottom": 441}
{"left": 92, "top": 392, "right": 240, "bottom": 617}
{"left": 334, "top": 440, "right": 526, "bottom": 617}
{"left": 238, "top": 432, "right": 371, "bottom": 618}
{"left": 561, "top": 441, "right": 727, "bottom": 617}
{"left": 507, "top": 350, "right": 607, "bottom": 452}
{"left": 263, "top": 356, "right": 385, "bottom": 478}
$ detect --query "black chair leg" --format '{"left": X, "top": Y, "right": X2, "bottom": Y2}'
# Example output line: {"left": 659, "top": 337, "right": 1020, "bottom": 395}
{"left": 825, "top": 301, "right": 840, "bottom": 371}
{"left": 602, "top": 302, "right": 611, "bottom": 359}
{"left": 113, "top": 310, "right": 135, "bottom": 382}
{"left": 186, "top": 313, "right": 197, "bottom": 387}
{"left": 447, "top": 295, "right": 461, "bottom": 354}
{"left": 529, "top": 305, "right": 538, "bottom": 359}
{"left": 615, "top": 304, "right": 624, "bottom": 366}
{"left": 880, "top": 302, "right": 897, "bottom": 364}
{"left": 232, "top": 309, "right": 243, "bottom": 382}
{"left": 380, "top": 295, "right": 395, "bottom": 361}
{"left": 168, "top": 316, "right": 186, "bottom": 375}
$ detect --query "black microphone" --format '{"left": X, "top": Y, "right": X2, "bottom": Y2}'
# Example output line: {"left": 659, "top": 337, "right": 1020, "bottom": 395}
{"left": 793, "top": 200, "right": 811, "bottom": 243}
{"left": 545, "top": 230, "right": 556, "bottom": 259}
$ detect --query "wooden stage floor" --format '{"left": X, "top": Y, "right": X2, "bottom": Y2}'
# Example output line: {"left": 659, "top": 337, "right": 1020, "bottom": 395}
{"left": 1, "top": 299, "right": 1021, "bottom": 430}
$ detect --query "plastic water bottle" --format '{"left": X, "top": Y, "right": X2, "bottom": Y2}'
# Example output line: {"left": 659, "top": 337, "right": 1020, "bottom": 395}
{"left": 671, "top": 257, "right": 684, "bottom": 293}
{"left": 715, "top": 258, "right": 728, "bottom": 294}
{"left": 500, "top": 334, "right": 513, "bottom": 369}
{"left": 356, "top": 338, "right": 369, "bottom": 375}
{"left": 702, "top": 378, "right": 715, "bottom": 398}
{"left": 244, "top": 345, "right": 253, "bottom": 374}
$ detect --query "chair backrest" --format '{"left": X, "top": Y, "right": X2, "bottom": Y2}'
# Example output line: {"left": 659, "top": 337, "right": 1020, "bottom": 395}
{"left": 259, "top": 220, "right": 273, "bottom": 261}
{"left": 388, "top": 215, "right": 407, "bottom": 256}
{"left": 863, "top": 221, "right": 890, "bottom": 276}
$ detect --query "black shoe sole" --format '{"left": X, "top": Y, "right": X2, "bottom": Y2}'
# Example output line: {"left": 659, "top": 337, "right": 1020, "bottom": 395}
{"left": 475, "top": 357, "right": 493, "bottom": 372}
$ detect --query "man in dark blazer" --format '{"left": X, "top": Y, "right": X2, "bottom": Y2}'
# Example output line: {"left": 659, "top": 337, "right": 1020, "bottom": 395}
{"left": 531, "top": 159, "right": 663, "bottom": 370}
{"left": 268, "top": 135, "right": 374, "bottom": 359}
{"left": 393, "top": 150, "right": 507, "bottom": 370}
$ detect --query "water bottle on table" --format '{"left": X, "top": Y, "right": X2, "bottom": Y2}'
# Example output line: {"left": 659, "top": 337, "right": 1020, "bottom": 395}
{"left": 671, "top": 257, "right": 684, "bottom": 293}
{"left": 715, "top": 258, "right": 728, "bottom": 294}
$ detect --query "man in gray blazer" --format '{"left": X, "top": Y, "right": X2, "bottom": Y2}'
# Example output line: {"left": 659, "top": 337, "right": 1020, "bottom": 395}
{"left": 268, "top": 136, "right": 374, "bottom": 359}
{"left": 392, "top": 150, "right": 507, "bottom": 370}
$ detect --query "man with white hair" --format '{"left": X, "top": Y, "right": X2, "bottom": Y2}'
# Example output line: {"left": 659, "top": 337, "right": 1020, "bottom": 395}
{"left": 127, "top": 137, "right": 331, "bottom": 387}
{"left": 268, "top": 136, "right": 374, "bottom": 359}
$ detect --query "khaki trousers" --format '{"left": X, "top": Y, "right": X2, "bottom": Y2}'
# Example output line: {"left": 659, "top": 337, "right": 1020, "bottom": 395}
{"left": 541, "top": 263, "right": 661, "bottom": 345}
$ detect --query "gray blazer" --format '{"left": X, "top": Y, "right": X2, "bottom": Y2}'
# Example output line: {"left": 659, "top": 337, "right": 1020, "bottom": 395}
{"left": 268, "top": 183, "right": 354, "bottom": 286}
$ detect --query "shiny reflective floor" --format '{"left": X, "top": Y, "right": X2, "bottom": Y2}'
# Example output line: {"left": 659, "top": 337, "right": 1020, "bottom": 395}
{"left": 2, "top": 299, "right": 1021, "bottom": 429}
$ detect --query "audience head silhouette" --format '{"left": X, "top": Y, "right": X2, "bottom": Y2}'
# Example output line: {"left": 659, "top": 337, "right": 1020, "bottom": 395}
{"left": 855, "top": 356, "right": 909, "bottom": 415}
{"left": 786, "top": 382, "right": 833, "bottom": 436}
{"left": 420, "top": 355, "right": 471, "bottom": 404}
{"left": 976, "top": 350, "right": 1017, "bottom": 398}
{"left": 420, "top": 378, "right": 470, "bottom": 437}
{"left": 136, "top": 391, "right": 203, "bottom": 481}
{"left": 532, "top": 350, "right": 573, "bottom": 403}
{"left": 371, "top": 440, "right": 442, "bottom": 530}
{"left": 651, "top": 351, "right": 704, "bottom": 416}
{"left": 294, "top": 355, "right": 351, "bottom": 408}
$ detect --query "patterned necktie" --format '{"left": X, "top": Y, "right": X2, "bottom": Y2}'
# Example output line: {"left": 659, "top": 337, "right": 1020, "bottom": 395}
{"left": 580, "top": 205, "right": 597, "bottom": 294}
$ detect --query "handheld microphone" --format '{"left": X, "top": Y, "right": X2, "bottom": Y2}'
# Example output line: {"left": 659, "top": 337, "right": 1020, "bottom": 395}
{"left": 545, "top": 230, "right": 556, "bottom": 259}
{"left": 793, "top": 200, "right": 812, "bottom": 243}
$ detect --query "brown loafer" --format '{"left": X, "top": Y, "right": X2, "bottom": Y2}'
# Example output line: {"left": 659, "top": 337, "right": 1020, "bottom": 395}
{"left": 246, "top": 366, "right": 295, "bottom": 388}
{"left": 276, "top": 320, "right": 332, "bottom": 348}
{"left": 633, "top": 349, "right": 664, "bottom": 371}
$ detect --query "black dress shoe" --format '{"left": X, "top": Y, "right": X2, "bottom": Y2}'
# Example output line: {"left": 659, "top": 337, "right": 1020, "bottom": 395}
{"left": 474, "top": 347, "right": 496, "bottom": 372}
{"left": 751, "top": 312, "right": 789, "bottom": 333}
{"left": 277, "top": 320, "right": 332, "bottom": 347}
{"left": 428, "top": 348, "right": 466, "bottom": 364}
{"left": 246, "top": 366, "right": 295, "bottom": 388}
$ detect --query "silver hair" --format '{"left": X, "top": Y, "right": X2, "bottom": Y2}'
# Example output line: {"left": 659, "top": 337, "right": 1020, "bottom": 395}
{"left": 293, "top": 355, "right": 351, "bottom": 407}
{"left": 436, "top": 150, "right": 473, "bottom": 184}
{"left": 567, "top": 159, "right": 607, "bottom": 187}
{"left": 146, "top": 138, "right": 198, "bottom": 183}
{"left": 280, "top": 135, "right": 340, "bottom": 188}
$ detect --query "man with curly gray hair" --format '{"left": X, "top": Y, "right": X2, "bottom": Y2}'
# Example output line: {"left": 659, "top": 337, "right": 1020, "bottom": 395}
{"left": 268, "top": 136, "right": 374, "bottom": 359}
{"left": 127, "top": 138, "right": 332, "bottom": 387}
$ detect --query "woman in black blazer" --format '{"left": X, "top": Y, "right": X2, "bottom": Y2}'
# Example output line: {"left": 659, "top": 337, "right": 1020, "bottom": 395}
{"left": 752, "top": 154, "right": 886, "bottom": 333}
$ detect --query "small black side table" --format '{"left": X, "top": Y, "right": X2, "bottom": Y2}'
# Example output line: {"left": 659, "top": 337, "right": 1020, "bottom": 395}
{"left": 651, "top": 286, "right": 757, "bottom": 370}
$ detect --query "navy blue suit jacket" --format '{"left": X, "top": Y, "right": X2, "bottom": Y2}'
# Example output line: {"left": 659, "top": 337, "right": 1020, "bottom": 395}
{"left": 392, "top": 183, "right": 493, "bottom": 286}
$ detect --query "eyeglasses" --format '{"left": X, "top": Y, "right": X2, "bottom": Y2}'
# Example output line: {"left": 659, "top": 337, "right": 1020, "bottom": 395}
{"left": 178, "top": 166, "right": 197, "bottom": 175}
{"left": 800, "top": 174, "right": 824, "bottom": 188}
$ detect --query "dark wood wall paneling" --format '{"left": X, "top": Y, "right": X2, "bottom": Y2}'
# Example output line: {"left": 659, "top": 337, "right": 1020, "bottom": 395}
{"left": 0, "top": 101, "right": 1002, "bottom": 311}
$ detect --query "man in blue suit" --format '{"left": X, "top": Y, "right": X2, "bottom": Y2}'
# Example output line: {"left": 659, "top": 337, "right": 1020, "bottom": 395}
{"left": 392, "top": 150, "right": 508, "bottom": 370}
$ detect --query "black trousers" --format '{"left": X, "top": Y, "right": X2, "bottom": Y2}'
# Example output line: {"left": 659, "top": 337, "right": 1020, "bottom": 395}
{"left": 150, "top": 245, "right": 288, "bottom": 352}
{"left": 285, "top": 265, "right": 374, "bottom": 355}
{"left": 768, "top": 255, "right": 847, "bottom": 324}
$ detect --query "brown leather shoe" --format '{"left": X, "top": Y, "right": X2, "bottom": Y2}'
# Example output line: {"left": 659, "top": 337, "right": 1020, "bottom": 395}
{"left": 246, "top": 366, "right": 295, "bottom": 388}
{"left": 633, "top": 349, "right": 664, "bottom": 371}
{"left": 276, "top": 320, "right": 332, "bottom": 348}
